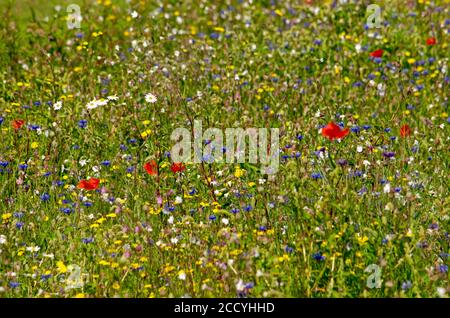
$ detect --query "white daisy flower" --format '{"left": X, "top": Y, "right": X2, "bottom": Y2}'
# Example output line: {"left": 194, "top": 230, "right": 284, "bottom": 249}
{"left": 145, "top": 93, "right": 157, "bottom": 103}
{"left": 86, "top": 98, "right": 108, "bottom": 110}
{"left": 53, "top": 101, "right": 62, "bottom": 110}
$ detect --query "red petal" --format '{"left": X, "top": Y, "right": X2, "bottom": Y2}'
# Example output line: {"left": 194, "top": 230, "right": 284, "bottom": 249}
{"left": 144, "top": 160, "right": 158, "bottom": 176}
{"left": 370, "top": 49, "right": 383, "bottom": 58}
{"left": 400, "top": 124, "right": 411, "bottom": 137}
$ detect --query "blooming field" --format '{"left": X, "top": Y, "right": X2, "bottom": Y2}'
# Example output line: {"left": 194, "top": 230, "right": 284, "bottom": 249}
{"left": 0, "top": 0, "right": 449, "bottom": 298}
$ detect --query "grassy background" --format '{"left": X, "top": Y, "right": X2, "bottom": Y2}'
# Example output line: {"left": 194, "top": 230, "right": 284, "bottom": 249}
{"left": 0, "top": 0, "right": 448, "bottom": 297}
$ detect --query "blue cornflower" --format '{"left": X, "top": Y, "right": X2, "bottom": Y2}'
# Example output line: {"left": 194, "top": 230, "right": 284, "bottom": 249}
{"left": 351, "top": 126, "right": 361, "bottom": 133}
{"left": 60, "top": 207, "right": 73, "bottom": 214}
{"left": 82, "top": 237, "right": 94, "bottom": 244}
{"left": 209, "top": 215, "right": 217, "bottom": 221}
{"left": 438, "top": 265, "right": 448, "bottom": 273}
{"left": 101, "top": 160, "right": 111, "bottom": 166}
{"left": 40, "top": 193, "right": 50, "bottom": 201}
{"left": 312, "top": 252, "right": 325, "bottom": 261}
{"left": 285, "top": 246, "right": 294, "bottom": 253}
{"left": 14, "top": 212, "right": 24, "bottom": 218}
{"left": 311, "top": 172, "right": 322, "bottom": 179}
{"left": 19, "top": 164, "right": 28, "bottom": 170}
{"left": 382, "top": 152, "right": 395, "bottom": 158}
{"left": 78, "top": 120, "right": 88, "bottom": 128}
{"left": 429, "top": 223, "right": 439, "bottom": 230}
{"left": 120, "top": 144, "right": 128, "bottom": 151}
{"left": 401, "top": 281, "right": 412, "bottom": 291}
{"left": 244, "top": 205, "right": 253, "bottom": 212}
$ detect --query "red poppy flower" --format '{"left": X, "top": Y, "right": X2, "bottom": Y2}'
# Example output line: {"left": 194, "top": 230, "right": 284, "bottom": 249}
{"left": 321, "top": 122, "right": 350, "bottom": 140}
{"left": 370, "top": 49, "right": 383, "bottom": 58}
{"left": 426, "top": 37, "right": 437, "bottom": 46}
{"left": 400, "top": 124, "right": 412, "bottom": 137}
{"left": 170, "top": 162, "right": 186, "bottom": 173}
{"left": 12, "top": 119, "right": 25, "bottom": 130}
{"left": 144, "top": 160, "right": 158, "bottom": 176}
{"left": 77, "top": 177, "right": 100, "bottom": 190}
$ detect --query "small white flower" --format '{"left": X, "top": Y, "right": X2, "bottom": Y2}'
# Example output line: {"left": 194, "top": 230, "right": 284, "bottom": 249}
{"left": 53, "top": 101, "right": 62, "bottom": 110}
{"left": 174, "top": 196, "right": 183, "bottom": 204}
{"left": 131, "top": 10, "right": 138, "bottom": 19}
{"left": 26, "top": 246, "right": 40, "bottom": 252}
{"left": 383, "top": 183, "right": 391, "bottom": 194}
{"left": 178, "top": 270, "right": 186, "bottom": 280}
{"left": 221, "top": 218, "right": 229, "bottom": 225}
{"left": 145, "top": 93, "right": 157, "bottom": 103}
{"left": 437, "top": 287, "right": 446, "bottom": 297}
{"left": 357, "top": 145, "right": 363, "bottom": 153}
{"left": 236, "top": 279, "right": 246, "bottom": 292}
{"left": 0, "top": 235, "right": 6, "bottom": 245}
{"left": 86, "top": 98, "right": 108, "bottom": 110}
{"left": 170, "top": 237, "right": 178, "bottom": 244}
{"left": 107, "top": 95, "right": 118, "bottom": 101}
{"left": 168, "top": 215, "right": 174, "bottom": 224}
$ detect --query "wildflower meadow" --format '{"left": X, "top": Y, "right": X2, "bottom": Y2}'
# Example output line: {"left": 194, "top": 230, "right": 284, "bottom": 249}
{"left": 0, "top": 0, "right": 449, "bottom": 299}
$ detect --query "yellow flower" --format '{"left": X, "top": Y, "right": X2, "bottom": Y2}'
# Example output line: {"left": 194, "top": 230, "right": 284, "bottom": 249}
{"left": 2, "top": 213, "right": 12, "bottom": 222}
{"left": 131, "top": 263, "right": 141, "bottom": 269}
{"left": 31, "top": 142, "right": 39, "bottom": 149}
{"left": 99, "top": 260, "right": 111, "bottom": 266}
{"left": 407, "top": 58, "right": 416, "bottom": 65}
{"left": 56, "top": 261, "right": 67, "bottom": 273}
{"left": 74, "top": 293, "right": 85, "bottom": 298}
{"left": 112, "top": 282, "right": 120, "bottom": 290}
{"left": 357, "top": 235, "right": 369, "bottom": 245}
{"left": 234, "top": 167, "right": 245, "bottom": 178}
